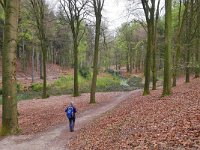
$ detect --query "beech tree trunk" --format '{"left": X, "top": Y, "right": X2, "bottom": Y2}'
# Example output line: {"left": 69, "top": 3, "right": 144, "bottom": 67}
{"left": 152, "top": 0, "right": 160, "bottom": 90}
{"left": 32, "top": 47, "right": 35, "bottom": 83}
{"left": 39, "top": 51, "right": 43, "bottom": 79}
{"left": 42, "top": 40, "right": 47, "bottom": 98}
{"left": 163, "top": 0, "right": 172, "bottom": 96}
{"left": 195, "top": 1, "right": 200, "bottom": 78}
{"left": 143, "top": 22, "right": 153, "bottom": 95}
{"left": 185, "top": 0, "right": 194, "bottom": 83}
{"left": 90, "top": 16, "right": 101, "bottom": 103}
{"left": 73, "top": 39, "right": 79, "bottom": 97}
{"left": 195, "top": 37, "right": 200, "bottom": 78}
{"left": 173, "top": 0, "right": 182, "bottom": 86}
{"left": 90, "top": 0, "right": 104, "bottom": 103}
{"left": 1, "top": 0, "right": 20, "bottom": 135}
{"left": 141, "top": 0, "right": 155, "bottom": 95}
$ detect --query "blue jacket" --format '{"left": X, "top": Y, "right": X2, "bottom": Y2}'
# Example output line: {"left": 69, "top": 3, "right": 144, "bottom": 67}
{"left": 65, "top": 105, "right": 77, "bottom": 118}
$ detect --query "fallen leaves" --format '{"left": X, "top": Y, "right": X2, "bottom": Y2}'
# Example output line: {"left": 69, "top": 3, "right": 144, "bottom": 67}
{"left": 68, "top": 78, "right": 200, "bottom": 149}
{"left": 0, "top": 92, "right": 123, "bottom": 135}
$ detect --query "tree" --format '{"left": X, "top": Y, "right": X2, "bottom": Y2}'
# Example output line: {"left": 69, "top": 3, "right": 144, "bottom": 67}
{"left": 29, "top": 0, "right": 48, "bottom": 98}
{"left": 162, "top": 0, "right": 172, "bottom": 96}
{"left": 0, "top": 5, "right": 4, "bottom": 56}
{"left": 185, "top": 0, "right": 195, "bottom": 83}
{"left": 90, "top": 0, "right": 105, "bottom": 103}
{"left": 1, "top": 0, "right": 20, "bottom": 135}
{"left": 195, "top": 1, "right": 200, "bottom": 78}
{"left": 59, "top": 0, "right": 88, "bottom": 97}
{"left": 152, "top": 0, "right": 161, "bottom": 90}
{"left": 141, "top": 0, "right": 160, "bottom": 95}
{"left": 172, "top": 0, "right": 186, "bottom": 86}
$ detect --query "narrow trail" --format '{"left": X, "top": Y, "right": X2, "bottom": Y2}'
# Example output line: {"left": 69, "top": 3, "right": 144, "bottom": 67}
{"left": 0, "top": 90, "right": 141, "bottom": 150}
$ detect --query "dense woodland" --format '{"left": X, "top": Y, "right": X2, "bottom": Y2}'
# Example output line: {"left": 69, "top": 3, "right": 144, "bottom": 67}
{"left": 0, "top": 0, "right": 200, "bottom": 138}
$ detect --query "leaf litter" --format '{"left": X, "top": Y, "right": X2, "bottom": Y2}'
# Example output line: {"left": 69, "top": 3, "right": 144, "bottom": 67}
{"left": 68, "top": 78, "right": 200, "bottom": 150}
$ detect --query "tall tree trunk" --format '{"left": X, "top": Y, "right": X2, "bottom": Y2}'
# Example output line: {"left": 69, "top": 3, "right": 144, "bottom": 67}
{"left": 42, "top": 40, "right": 47, "bottom": 98}
{"left": 163, "top": 0, "right": 172, "bottom": 96}
{"left": 152, "top": 34, "right": 157, "bottom": 90}
{"left": 35, "top": 50, "right": 38, "bottom": 72}
{"left": 143, "top": 22, "right": 153, "bottom": 95}
{"left": 141, "top": 0, "right": 155, "bottom": 95}
{"left": 90, "top": 16, "right": 101, "bottom": 103}
{"left": 126, "top": 51, "right": 129, "bottom": 73}
{"left": 152, "top": 44, "right": 156, "bottom": 90}
{"left": 185, "top": 44, "right": 190, "bottom": 83}
{"left": 73, "top": 39, "right": 79, "bottom": 97}
{"left": 195, "top": 1, "right": 200, "bottom": 78}
{"left": 185, "top": 15, "right": 190, "bottom": 83}
{"left": 39, "top": 51, "right": 43, "bottom": 79}
{"left": 172, "top": 38, "right": 181, "bottom": 86}
{"left": 195, "top": 38, "right": 200, "bottom": 78}
{"left": 129, "top": 49, "right": 133, "bottom": 74}
{"left": 172, "top": 0, "right": 186, "bottom": 86}
{"left": 185, "top": 0, "right": 194, "bottom": 83}
{"left": 152, "top": 0, "right": 160, "bottom": 90}
{"left": 52, "top": 47, "right": 55, "bottom": 64}
{"left": 32, "top": 47, "right": 35, "bottom": 83}
{"left": 22, "top": 39, "right": 25, "bottom": 71}
{"left": 1, "top": 0, "right": 20, "bottom": 135}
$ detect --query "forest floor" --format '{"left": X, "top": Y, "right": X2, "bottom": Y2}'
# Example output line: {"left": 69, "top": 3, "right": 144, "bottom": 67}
{"left": 0, "top": 91, "right": 136, "bottom": 149}
{"left": 0, "top": 77, "right": 199, "bottom": 149}
{"left": 0, "top": 57, "right": 70, "bottom": 88}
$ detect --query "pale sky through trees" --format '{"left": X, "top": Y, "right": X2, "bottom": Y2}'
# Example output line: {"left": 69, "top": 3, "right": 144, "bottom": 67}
{"left": 103, "top": 0, "right": 128, "bottom": 31}
{"left": 46, "top": 0, "right": 128, "bottom": 31}
{"left": 46, "top": 0, "right": 164, "bottom": 31}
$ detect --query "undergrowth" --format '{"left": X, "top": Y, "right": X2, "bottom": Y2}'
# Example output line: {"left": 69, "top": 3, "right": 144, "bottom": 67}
{"left": 0, "top": 73, "right": 143, "bottom": 104}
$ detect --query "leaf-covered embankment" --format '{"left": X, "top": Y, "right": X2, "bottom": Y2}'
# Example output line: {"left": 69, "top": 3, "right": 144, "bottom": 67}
{"left": 68, "top": 78, "right": 200, "bottom": 149}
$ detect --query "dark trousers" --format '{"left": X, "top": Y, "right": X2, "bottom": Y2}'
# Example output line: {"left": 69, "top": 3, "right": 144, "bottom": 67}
{"left": 69, "top": 117, "right": 75, "bottom": 132}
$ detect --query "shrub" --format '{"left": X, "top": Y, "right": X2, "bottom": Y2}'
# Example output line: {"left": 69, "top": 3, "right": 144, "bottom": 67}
{"left": 105, "top": 69, "right": 121, "bottom": 77}
{"left": 120, "top": 79, "right": 129, "bottom": 87}
{"left": 54, "top": 76, "right": 67, "bottom": 87}
{"left": 0, "top": 88, "right": 2, "bottom": 95}
{"left": 17, "top": 83, "right": 21, "bottom": 92}
{"left": 127, "top": 76, "right": 143, "bottom": 87}
{"left": 31, "top": 83, "right": 43, "bottom": 92}
{"left": 79, "top": 67, "right": 91, "bottom": 79}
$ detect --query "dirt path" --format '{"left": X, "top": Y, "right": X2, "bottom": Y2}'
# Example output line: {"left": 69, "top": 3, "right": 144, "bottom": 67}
{"left": 0, "top": 90, "right": 140, "bottom": 150}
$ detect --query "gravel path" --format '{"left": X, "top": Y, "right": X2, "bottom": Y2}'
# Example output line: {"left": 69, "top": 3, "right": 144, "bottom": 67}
{"left": 0, "top": 90, "right": 140, "bottom": 150}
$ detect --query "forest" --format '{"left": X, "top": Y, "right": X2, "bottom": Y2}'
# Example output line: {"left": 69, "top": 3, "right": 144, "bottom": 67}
{"left": 0, "top": 0, "right": 200, "bottom": 149}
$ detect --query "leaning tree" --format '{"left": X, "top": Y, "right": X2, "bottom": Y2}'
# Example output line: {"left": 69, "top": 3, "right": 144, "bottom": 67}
{"left": 90, "top": 0, "right": 105, "bottom": 103}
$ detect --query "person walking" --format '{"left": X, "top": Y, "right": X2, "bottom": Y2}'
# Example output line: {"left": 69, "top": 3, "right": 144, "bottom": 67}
{"left": 65, "top": 102, "right": 77, "bottom": 132}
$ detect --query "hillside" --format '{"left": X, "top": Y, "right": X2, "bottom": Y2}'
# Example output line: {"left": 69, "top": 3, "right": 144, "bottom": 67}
{"left": 68, "top": 78, "right": 200, "bottom": 149}
{"left": 0, "top": 57, "right": 69, "bottom": 87}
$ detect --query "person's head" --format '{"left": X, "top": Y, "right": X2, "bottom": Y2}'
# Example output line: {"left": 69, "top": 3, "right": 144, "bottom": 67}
{"left": 69, "top": 101, "right": 73, "bottom": 106}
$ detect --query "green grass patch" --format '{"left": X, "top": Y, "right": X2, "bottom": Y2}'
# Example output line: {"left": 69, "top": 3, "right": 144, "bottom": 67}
{"left": 31, "top": 83, "right": 44, "bottom": 92}
{"left": 0, "top": 73, "right": 143, "bottom": 103}
{"left": 96, "top": 75, "right": 121, "bottom": 92}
